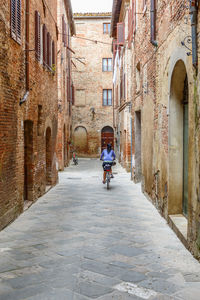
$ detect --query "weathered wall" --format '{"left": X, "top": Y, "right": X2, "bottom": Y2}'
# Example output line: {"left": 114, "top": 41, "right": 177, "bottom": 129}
{"left": 0, "top": 0, "right": 25, "bottom": 229}
{"left": 0, "top": 0, "right": 58, "bottom": 230}
{"left": 56, "top": 0, "right": 73, "bottom": 170}
{"left": 71, "top": 14, "right": 113, "bottom": 157}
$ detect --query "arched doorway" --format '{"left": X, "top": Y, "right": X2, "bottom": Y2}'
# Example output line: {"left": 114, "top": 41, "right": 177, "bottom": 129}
{"left": 74, "top": 126, "right": 88, "bottom": 154}
{"left": 169, "top": 60, "right": 189, "bottom": 217}
{"left": 46, "top": 127, "right": 52, "bottom": 185}
{"left": 24, "top": 120, "right": 33, "bottom": 201}
{"left": 101, "top": 126, "right": 114, "bottom": 152}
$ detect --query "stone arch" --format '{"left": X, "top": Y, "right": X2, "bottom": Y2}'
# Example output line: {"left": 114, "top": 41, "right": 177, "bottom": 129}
{"left": 169, "top": 59, "right": 189, "bottom": 217}
{"left": 101, "top": 126, "right": 114, "bottom": 151}
{"left": 46, "top": 127, "right": 52, "bottom": 185}
{"left": 74, "top": 126, "right": 88, "bottom": 154}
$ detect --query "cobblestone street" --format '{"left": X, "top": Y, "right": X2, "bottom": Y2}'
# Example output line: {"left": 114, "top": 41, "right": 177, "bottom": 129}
{"left": 0, "top": 159, "right": 200, "bottom": 300}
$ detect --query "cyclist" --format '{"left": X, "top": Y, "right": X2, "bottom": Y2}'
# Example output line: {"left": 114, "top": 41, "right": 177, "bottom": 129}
{"left": 100, "top": 143, "right": 116, "bottom": 184}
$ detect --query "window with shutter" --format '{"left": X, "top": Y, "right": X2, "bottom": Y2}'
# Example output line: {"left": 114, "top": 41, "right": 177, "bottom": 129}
{"left": 62, "top": 15, "right": 65, "bottom": 43}
{"left": 52, "top": 41, "right": 55, "bottom": 66}
{"left": 47, "top": 32, "right": 51, "bottom": 67}
{"left": 11, "top": 0, "right": 21, "bottom": 43}
{"left": 35, "top": 11, "right": 41, "bottom": 61}
{"left": 72, "top": 85, "right": 75, "bottom": 105}
{"left": 117, "top": 23, "right": 125, "bottom": 45}
{"left": 64, "top": 22, "right": 67, "bottom": 47}
{"left": 43, "top": 24, "right": 47, "bottom": 66}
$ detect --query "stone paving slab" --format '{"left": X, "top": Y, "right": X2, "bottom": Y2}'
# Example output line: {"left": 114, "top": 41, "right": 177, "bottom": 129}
{"left": 0, "top": 159, "right": 200, "bottom": 299}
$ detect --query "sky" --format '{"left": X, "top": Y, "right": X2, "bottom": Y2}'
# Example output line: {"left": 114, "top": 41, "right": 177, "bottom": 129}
{"left": 71, "top": 0, "right": 113, "bottom": 13}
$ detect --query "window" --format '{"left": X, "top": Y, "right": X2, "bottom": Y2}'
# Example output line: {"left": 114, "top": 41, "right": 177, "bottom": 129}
{"left": 103, "top": 89, "right": 112, "bottom": 106}
{"left": 103, "top": 23, "right": 110, "bottom": 34}
{"left": 102, "top": 58, "right": 112, "bottom": 72}
{"left": 11, "top": 0, "right": 21, "bottom": 43}
{"left": 43, "top": 24, "right": 47, "bottom": 66}
{"left": 117, "top": 23, "right": 125, "bottom": 45}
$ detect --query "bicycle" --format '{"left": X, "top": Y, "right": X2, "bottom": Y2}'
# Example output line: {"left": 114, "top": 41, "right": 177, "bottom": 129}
{"left": 72, "top": 152, "right": 78, "bottom": 165}
{"left": 103, "top": 161, "right": 115, "bottom": 190}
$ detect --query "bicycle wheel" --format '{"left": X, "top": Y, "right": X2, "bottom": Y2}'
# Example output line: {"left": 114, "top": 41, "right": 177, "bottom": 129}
{"left": 106, "top": 173, "right": 110, "bottom": 190}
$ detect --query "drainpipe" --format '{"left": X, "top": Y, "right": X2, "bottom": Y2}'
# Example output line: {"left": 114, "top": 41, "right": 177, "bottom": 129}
{"left": 150, "top": 0, "right": 158, "bottom": 47}
{"left": 20, "top": 0, "right": 30, "bottom": 104}
{"left": 190, "top": 0, "right": 198, "bottom": 68}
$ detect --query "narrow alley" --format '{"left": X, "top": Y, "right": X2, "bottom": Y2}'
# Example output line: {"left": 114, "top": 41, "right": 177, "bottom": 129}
{"left": 0, "top": 160, "right": 200, "bottom": 300}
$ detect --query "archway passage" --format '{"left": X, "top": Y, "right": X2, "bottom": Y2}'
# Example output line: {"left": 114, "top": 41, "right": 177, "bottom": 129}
{"left": 101, "top": 126, "right": 114, "bottom": 152}
{"left": 169, "top": 60, "right": 188, "bottom": 217}
{"left": 74, "top": 126, "right": 88, "bottom": 155}
{"left": 46, "top": 127, "right": 52, "bottom": 185}
{"left": 24, "top": 120, "right": 33, "bottom": 201}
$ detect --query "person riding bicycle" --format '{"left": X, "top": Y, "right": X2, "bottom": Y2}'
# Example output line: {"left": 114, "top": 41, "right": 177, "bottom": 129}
{"left": 100, "top": 143, "right": 116, "bottom": 184}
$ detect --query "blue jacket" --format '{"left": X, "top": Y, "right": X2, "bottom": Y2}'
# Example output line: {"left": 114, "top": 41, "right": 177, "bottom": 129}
{"left": 100, "top": 149, "right": 116, "bottom": 162}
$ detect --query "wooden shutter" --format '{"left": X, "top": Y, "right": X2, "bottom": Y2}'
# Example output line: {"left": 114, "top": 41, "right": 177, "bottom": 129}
{"left": 133, "top": 0, "right": 136, "bottom": 34}
{"left": 128, "top": 8, "right": 133, "bottom": 48}
{"left": 62, "top": 15, "right": 65, "bottom": 43}
{"left": 52, "top": 41, "right": 55, "bottom": 66}
{"left": 35, "top": 11, "right": 41, "bottom": 61}
{"left": 11, "top": 0, "right": 21, "bottom": 42}
{"left": 43, "top": 24, "right": 47, "bottom": 66}
{"left": 47, "top": 32, "right": 50, "bottom": 67}
{"left": 64, "top": 22, "right": 67, "bottom": 47}
{"left": 16, "top": 0, "right": 21, "bottom": 40}
{"left": 72, "top": 84, "right": 75, "bottom": 105}
{"left": 117, "top": 23, "right": 124, "bottom": 45}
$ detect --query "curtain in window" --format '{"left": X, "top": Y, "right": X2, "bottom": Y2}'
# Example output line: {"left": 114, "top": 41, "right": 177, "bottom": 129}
{"left": 108, "top": 90, "right": 112, "bottom": 105}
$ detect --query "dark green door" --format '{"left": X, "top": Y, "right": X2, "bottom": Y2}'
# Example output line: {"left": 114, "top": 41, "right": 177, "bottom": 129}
{"left": 183, "top": 79, "right": 188, "bottom": 217}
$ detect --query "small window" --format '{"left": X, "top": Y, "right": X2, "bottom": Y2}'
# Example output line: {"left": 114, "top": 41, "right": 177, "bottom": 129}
{"left": 102, "top": 58, "right": 112, "bottom": 72}
{"left": 103, "top": 23, "right": 111, "bottom": 34}
{"left": 103, "top": 89, "right": 112, "bottom": 106}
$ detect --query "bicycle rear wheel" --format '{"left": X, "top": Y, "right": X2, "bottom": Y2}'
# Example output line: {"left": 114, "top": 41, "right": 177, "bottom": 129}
{"left": 106, "top": 173, "right": 110, "bottom": 190}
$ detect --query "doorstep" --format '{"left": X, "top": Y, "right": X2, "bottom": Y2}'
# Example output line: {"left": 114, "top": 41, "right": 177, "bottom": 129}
{"left": 168, "top": 214, "right": 188, "bottom": 249}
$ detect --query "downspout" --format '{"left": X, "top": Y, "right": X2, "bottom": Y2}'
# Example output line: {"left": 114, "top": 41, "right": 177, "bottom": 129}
{"left": 150, "top": 0, "right": 158, "bottom": 47}
{"left": 190, "top": 0, "right": 198, "bottom": 68}
{"left": 20, "top": 0, "right": 30, "bottom": 104}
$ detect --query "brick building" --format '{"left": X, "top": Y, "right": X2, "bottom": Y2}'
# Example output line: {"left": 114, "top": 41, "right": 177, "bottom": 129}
{"left": 71, "top": 13, "right": 114, "bottom": 157}
{"left": 111, "top": 0, "right": 200, "bottom": 259}
{"left": 0, "top": 0, "right": 58, "bottom": 230}
{"left": 111, "top": 0, "right": 133, "bottom": 171}
{"left": 57, "top": 0, "right": 75, "bottom": 170}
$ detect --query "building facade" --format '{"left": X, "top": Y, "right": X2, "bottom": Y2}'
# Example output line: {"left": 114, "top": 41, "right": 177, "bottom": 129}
{"left": 57, "top": 0, "right": 75, "bottom": 170}
{"left": 111, "top": 0, "right": 200, "bottom": 259}
{"left": 0, "top": 0, "right": 58, "bottom": 230}
{"left": 71, "top": 13, "right": 114, "bottom": 157}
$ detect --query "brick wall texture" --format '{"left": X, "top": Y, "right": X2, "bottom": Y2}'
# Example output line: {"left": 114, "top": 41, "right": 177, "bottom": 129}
{"left": 71, "top": 14, "right": 114, "bottom": 157}
{"left": 0, "top": 0, "right": 58, "bottom": 230}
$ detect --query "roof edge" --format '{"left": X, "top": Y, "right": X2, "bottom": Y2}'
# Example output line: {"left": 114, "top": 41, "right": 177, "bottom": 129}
{"left": 110, "top": 0, "right": 122, "bottom": 37}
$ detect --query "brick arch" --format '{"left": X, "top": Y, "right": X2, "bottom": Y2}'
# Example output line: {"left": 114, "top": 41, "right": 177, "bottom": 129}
{"left": 74, "top": 126, "right": 88, "bottom": 155}
{"left": 101, "top": 126, "right": 114, "bottom": 152}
